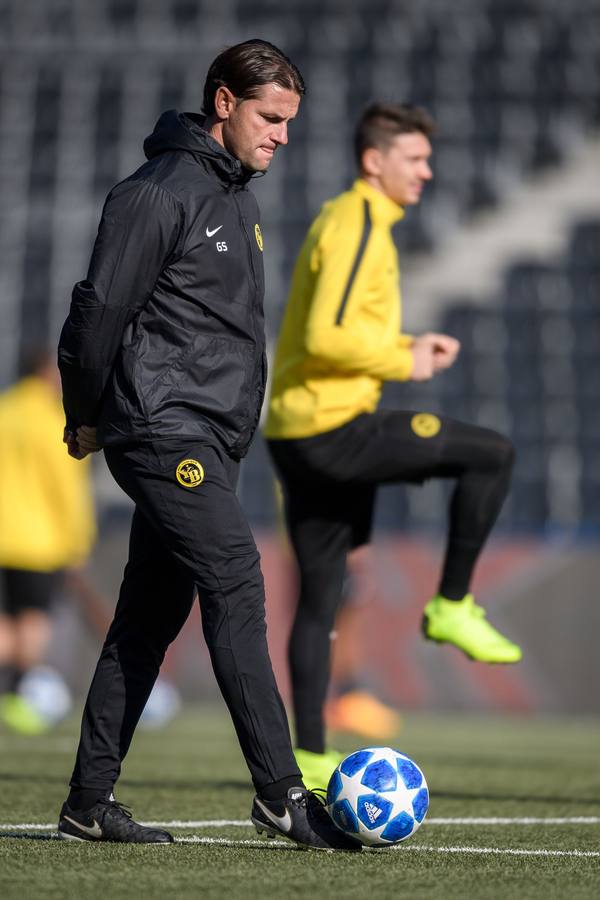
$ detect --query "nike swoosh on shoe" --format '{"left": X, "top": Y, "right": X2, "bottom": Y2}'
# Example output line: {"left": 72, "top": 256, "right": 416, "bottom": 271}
{"left": 62, "top": 815, "right": 103, "bottom": 839}
{"left": 254, "top": 798, "right": 292, "bottom": 833}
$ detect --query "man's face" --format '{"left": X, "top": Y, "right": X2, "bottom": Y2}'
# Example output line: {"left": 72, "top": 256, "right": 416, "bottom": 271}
{"left": 371, "top": 132, "right": 433, "bottom": 206}
{"left": 221, "top": 83, "right": 301, "bottom": 172}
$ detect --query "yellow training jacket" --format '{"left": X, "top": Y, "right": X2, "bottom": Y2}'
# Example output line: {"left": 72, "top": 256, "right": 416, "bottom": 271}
{"left": 264, "top": 179, "right": 414, "bottom": 439}
{"left": 0, "top": 376, "right": 96, "bottom": 571}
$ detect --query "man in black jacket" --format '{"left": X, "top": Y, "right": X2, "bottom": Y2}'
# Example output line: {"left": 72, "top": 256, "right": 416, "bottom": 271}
{"left": 56, "top": 40, "right": 359, "bottom": 852}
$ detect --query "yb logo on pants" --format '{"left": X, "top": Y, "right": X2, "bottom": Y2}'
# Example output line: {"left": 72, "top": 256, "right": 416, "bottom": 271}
{"left": 411, "top": 413, "right": 441, "bottom": 439}
{"left": 176, "top": 459, "right": 204, "bottom": 488}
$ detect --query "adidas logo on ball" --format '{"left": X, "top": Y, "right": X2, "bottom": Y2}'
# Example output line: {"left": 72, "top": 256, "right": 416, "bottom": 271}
{"left": 364, "top": 801, "right": 382, "bottom": 824}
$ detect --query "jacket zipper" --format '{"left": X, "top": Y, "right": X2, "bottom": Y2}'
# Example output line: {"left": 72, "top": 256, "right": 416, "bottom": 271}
{"left": 232, "top": 191, "right": 259, "bottom": 297}
{"left": 231, "top": 190, "right": 264, "bottom": 450}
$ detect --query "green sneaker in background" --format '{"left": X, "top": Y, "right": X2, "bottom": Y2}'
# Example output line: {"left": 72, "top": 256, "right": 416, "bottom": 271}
{"left": 0, "top": 692, "right": 49, "bottom": 735}
{"left": 422, "top": 593, "right": 522, "bottom": 664}
{"left": 295, "top": 747, "right": 344, "bottom": 792}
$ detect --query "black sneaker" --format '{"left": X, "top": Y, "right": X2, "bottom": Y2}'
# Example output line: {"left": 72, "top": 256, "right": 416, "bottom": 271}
{"left": 58, "top": 797, "right": 173, "bottom": 843}
{"left": 251, "top": 787, "right": 362, "bottom": 852}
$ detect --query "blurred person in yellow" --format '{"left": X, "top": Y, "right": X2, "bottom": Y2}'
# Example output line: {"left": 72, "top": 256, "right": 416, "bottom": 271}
{"left": 265, "top": 103, "right": 521, "bottom": 791}
{"left": 0, "top": 348, "right": 96, "bottom": 734}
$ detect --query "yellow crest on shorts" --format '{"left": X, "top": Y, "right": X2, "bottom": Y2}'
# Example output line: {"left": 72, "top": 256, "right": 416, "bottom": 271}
{"left": 411, "top": 413, "right": 441, "bottom": 439}
{"left": 255, "top": 223, "right": 263, "bottom": 251}
{"left": 176, "top": 459, "right": 204, "bottom": 488}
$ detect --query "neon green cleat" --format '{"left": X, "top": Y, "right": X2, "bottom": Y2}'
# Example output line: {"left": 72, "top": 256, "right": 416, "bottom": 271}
{"left": 294, "top": 747, "right": 344, "bottom": 792}
{"left": 0, "top": 692, "right": 50, "bottom": 735}
{"left": 422, "top": 594, "right": 522, "bottom": 664}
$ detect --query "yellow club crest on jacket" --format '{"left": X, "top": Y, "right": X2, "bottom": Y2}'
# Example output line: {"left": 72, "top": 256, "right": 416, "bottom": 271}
{"left": 411, "top": 413, "right": 441, "bottom": 439}
{"left": 255, "top": 223, "right": 263, "bottom": 251}
{"left": 176, "top": 459, "right": 204, "bottom": 488}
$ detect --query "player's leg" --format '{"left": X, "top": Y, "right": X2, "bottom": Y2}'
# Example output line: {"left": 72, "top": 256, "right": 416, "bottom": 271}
{"left": 325, "top": 546, "right": 402, "bottom": 741}
{"left": 0, "top": 569, "right": 60, "bottom": 735}
{"left": 0, "top": 570, "right": 18, "bottom": 725}
{"left": 59, "top": 501, "right": 192, "bottom": 843}
{"left": 269, "top": 438, "right": 377, "bottom": 788}
{"left": 137, "top": 440, "right": 303, "bottom": 797}
{"left": 287, "top": 506, "right": 351, "bottom": 756}
{"left": 432, "top": 418, "right": 514, "bottom": 598}
{"left": 309, "top": 411, "right": 520, "bottom": 663}
{"left": 12, "top": 609, "right": 52, "bottom": 671}
{"left": 68, "top": 507, "right": 195, "bottom": 795}
{"left": 0, "top": 569, "right": 17, "bottom": 688}
{"left": 417, "top": 418, "right": 521, "bottom": 662}
{"left": 3, "top": 569, "right": 59, "bottom": 670}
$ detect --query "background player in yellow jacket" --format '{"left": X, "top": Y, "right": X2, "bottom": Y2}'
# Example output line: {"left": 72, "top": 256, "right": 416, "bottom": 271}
{"left": 0, "top": 349, "right": 96, "bottom": 733}
{"left": 264, "top": 103, "right": 522, "bottom": 789}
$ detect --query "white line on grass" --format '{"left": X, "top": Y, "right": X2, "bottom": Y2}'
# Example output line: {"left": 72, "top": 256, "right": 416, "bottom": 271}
{"left": 2, "top": 816, "right": 600, "bottom": 831}
{"left": 145, "top": 816, "right": 600, "bottom": 828}
{"left": 406, "top": 844, "right": 600, "bottom": 859}
{"left": 1, "top": 831, "right": 598, "bottom": 859}
{"left": 176, "top": 836, "right": 600, "bottom": 858}
{"left": 1, "top": 828, "right": 598, "bottom": 858}
{"left": 424, "top": 817, "right": 600, "bottom": 826}
{"left": 81, "top": 816, "right": 600, "bottom": 829}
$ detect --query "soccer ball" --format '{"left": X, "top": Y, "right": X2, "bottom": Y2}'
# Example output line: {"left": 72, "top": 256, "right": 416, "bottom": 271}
{"left": 18, "top": 665, "right": 73, "bottom": 726}
{"left": 139, "top": 678, "right": 181, "bottom": 730}
{"left": 326, "top": 747, "right": 429, "bottom": 847}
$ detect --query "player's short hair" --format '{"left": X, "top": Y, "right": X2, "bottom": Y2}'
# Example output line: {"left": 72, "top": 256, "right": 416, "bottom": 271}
{"left": 354, "top": 103, "right": 436, "bottom": 167}
{"left": 202, "top": 39, "right": 305, "bottom": 115}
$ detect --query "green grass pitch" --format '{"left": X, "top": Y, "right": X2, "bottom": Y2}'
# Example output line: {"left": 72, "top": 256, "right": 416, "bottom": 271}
{"left": 1, "top": 710, "right": 599, "bottom": 899}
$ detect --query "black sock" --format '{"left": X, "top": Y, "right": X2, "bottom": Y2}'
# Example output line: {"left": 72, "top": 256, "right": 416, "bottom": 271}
{"left": 67, "top": 788, "right": 111, "bottom": 811}
{"left": 259, "top": 775, "right": 305, "bottom": 802}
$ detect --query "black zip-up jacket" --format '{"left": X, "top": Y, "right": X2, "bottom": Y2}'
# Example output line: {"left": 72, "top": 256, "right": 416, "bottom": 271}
{"left": 58, "top": 110, "right": 267, "bottom": 459}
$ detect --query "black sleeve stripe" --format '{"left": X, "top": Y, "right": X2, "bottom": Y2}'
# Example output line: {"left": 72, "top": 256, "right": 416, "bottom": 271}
{"left": 335, "top": 198, "right": 372, "bottom": 326}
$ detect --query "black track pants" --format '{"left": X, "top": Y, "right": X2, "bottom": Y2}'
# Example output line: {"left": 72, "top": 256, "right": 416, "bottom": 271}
{"left": 70, "top": 439, "right": 300, "bottom": 793}
{"left": 268, "top": 410, "right": 514, "bottom": 752}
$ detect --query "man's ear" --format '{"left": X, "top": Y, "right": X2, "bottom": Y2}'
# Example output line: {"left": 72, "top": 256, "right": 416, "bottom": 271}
{"left": 361, "top": 146, "right": 383, "bottom": 177}
{"left": 213, "top": 86, "right": 236, "bottom": 122}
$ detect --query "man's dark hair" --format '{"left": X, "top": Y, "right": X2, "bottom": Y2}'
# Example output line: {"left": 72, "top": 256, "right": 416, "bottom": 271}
{"left": 354, "top": 103, "right": 436, "bottom": 167}
{"left": 203, "top": 39, "right": 305, "bottom": 115}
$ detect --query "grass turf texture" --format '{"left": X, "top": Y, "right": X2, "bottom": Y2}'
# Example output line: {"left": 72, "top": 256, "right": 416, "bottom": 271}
{"left": 1, "top": 710, "right": 599, "bottom": 900}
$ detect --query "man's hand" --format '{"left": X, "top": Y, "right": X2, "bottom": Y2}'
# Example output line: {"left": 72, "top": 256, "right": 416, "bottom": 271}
{"left": 63, "top": 425, "right": 101, "bottom": 460}
{"left": 409, "top": 342, "right": 436, "bottom": 381}
{"left": 77, "top": 425, "right": 101, "bottom": 455}
{"left": 64, "top": 427, "right": 86, "bottom": 459}
{"left": 413, "top": 332, "right": 460, "bottom": 372}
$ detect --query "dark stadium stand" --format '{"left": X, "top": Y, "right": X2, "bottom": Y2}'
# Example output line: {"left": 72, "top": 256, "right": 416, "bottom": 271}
{"left": 0, "top": 0, "right": 598, "bottom": 531}
{"left": 384, "top": 218, "right": 600, "bottom": 532}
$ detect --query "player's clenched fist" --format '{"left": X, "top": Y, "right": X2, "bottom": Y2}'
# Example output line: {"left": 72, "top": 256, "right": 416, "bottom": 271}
{"left": 414, "top": 332, "right": 460, "bottom": 372}
{"left": 63, "top": 425, "right": 101, "bottom": 459}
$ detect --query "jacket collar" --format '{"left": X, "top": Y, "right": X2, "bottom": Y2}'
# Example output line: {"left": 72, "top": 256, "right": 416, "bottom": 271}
{"left": 143, "top": 110, "right": 253, "bottom": 188}
{"left": 353, "top": 179, "right": 405, "bottom": 226}
{"left": 184, "top": 114, "right": 254, "bottom": 188}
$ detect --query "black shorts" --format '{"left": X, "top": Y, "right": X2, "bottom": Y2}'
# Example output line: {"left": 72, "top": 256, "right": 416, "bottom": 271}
{"left": 267, "top": 409, "right": 460, "bottom": 562}
{"left": 0, "top": 568, "right": 64, "bottom": 615}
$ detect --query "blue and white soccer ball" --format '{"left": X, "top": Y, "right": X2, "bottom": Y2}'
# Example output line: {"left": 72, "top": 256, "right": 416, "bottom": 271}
{"left": 326, "top": 747, "right": 429, "bottom": 847}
